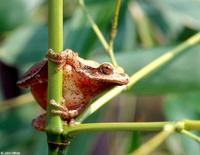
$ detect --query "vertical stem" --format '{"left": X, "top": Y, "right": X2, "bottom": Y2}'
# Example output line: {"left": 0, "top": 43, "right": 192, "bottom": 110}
{"left": 78, "top": 0, "right": 119, "bottom": 66}
{"left": 108, "top": 0, "right": 122, "bottom": 67}
{"left": 78, "top": 0, "right": 110, "bottom": 52}
{"left": 109, "top": 0, "right": 121, "bottom": 41}
{"left": 46, "top": 0, "right": 64, "bottom": 154}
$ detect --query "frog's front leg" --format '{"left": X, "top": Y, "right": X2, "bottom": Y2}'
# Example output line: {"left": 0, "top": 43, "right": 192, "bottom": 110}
{"left": 46, "top": 49, "right": 79, "bottom": 70}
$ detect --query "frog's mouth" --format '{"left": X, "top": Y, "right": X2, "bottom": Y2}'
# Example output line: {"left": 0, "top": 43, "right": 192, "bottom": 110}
{"left": 93, "top": 73, "right": 129, "bottom": 85}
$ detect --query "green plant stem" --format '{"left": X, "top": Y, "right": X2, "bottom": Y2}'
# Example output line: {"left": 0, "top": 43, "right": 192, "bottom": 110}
{"left": 108, "top": 42, "right": 118, "bottom": 66}
{"left": 78, "top": 0, "right": 117, "bottom": 66}
{"left": 58, "top": 119, "right": 200, "bottom": 155}
{"left": 78, "top": 0, "right": 109, "bottom": 51}
{"left": 108, "top": 0, "right": 122, "bottom": 66}
{"left": 180, "top": 129, "right": 200, "bottom": 143}
{"left": 46, "top": 0, "right": 63, "bottom": 133}
{"left": 63, "top": 122, "right": 168, "bottom": 135}
{"left": 109, "top": 0, "right": 121, "bottom": 41}
{"left": 61, "top": 120, "right": 200, "bottom": 155}
{"left": 131, "top": 124, "right": 174, "bottom": 155}
{"left": 46, "top": 0, "right": 64, "bottom": 154}
{"left": 183, "top": 120, "right": 200, "bottom": 130}
{"left": 76, "top": 32, "right": 200, "bottom": 123}
{"left": 63, "top": 120, "right": 200, "bottom": 135}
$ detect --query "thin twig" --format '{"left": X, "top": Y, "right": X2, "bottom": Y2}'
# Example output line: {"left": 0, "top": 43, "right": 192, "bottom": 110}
{"left": 62, "top": 120, "right": 200, "bottom": 138}
{"left": 63, "top": 122, "right": 168, "bottom": 135}
{"left": 108, "top": 0, "right": 122, "bottom": 66}
{"left": 180, "top": 129, "right": 200, "bottom": 143}
{"left": 78, "top": 0, "right": 109, "bottom": 52}
{"left": 78, "top": 0, "right": 118, "bottom": 66}
{"left": 131, "top": 124, "right": 174, "bottom": 155}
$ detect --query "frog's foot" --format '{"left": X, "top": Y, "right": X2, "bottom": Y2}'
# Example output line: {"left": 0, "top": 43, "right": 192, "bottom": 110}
{"left": 32, "top": 113, "right": 46, "bottom": 131}
{"left": 50, "top": 99, "right": 79, "bottom": 123}
{"left": 46, "top": 49, "right": 78, "bottom": 70}
{"left": 46, "top": 49, "right": 66, "bottom": 70}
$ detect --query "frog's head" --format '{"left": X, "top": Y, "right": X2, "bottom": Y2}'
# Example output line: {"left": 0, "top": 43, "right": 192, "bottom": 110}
{"left": 79, "top": 62, "right": 129, "bottom": 85}
{"left": 63, "top": 49, "right": 129, "bottom": 86}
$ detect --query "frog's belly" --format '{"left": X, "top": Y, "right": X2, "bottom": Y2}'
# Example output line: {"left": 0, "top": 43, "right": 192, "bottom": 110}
{"left": 62, "top": 64, "right": 88, "bottom": 107}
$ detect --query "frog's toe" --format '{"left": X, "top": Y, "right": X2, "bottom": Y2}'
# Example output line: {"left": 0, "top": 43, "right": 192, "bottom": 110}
{"left": 50, "top": 99, "right": 68, "bottom": 111}
{"left": 51, "top": 109, "right": 79, "bottom": 120}
{"left": 32, "top": 113, "right": 46, "bottom": 131}
{"left": 46, "top": 49, "right": 67, "bottom": 70}
{"left": 51, "top": 109, "right": 69, "bottom": 119}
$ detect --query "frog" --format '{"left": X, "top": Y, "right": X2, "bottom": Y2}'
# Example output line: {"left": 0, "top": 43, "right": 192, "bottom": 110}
{"left": 17, "top": 49, "right": 129, "bottom": 131}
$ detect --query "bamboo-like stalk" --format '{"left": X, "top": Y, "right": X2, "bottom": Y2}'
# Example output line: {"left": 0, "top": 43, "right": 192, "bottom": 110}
{"left": 63, "top": 120, "right": 200, "bottom": 135}
{"left": 46, "top": 0, "right": 64, "bottom": 154}
{"left": 61, "top": 119, "right": 200, "bottom": 155}
{"left": 63, "top": 122, "right": 169, "bottom": 135}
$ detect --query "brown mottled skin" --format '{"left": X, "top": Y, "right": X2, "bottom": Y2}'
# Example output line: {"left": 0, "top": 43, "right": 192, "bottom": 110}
{"left": 17, "top": 49, "right": 129, "bottom": 130}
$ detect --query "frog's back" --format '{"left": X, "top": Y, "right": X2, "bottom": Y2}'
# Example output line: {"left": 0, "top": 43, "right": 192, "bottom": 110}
{"left": 17, "top": 60, "right": 48, "bottom": 88}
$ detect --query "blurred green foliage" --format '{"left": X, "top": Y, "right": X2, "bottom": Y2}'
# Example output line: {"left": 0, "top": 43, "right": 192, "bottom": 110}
{"left": 0, "top": 0, "right": 200, "bottom": 155}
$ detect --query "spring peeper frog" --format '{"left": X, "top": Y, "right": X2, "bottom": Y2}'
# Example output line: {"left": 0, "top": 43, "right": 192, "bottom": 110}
{"left": 17, "top": 49, "right": 129, "bottom": 131}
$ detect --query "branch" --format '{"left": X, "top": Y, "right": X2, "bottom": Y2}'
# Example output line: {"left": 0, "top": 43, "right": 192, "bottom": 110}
{"left": 131, "top": 124, "right": 174, "bottom": 155}
{"left": 61, "top": 120, "right": 200, "bottom": 154}
{"left": 78, "top": 0, "right": 109, "bottom": 52}
{"left": 62, "top": 120, "right": 200, "bottom": 135}
{"left": 180, "top": 129, "right": 200, "bottom": 143}
{"left": 46, "top": 0, "right": 64, "bottom": 154}
{"left": 108, "top": 0, "right": 122, "bottom": 66}
{"left": 78, "top": 0, "right": 118, "bottom": 66}
{"left": 63, "top": 122, "right": 168, "bottom": 135}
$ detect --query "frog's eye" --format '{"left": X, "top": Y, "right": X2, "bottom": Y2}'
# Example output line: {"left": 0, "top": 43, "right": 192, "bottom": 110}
{"left": 99, "top": 63, "right": 114, "bottom": 75}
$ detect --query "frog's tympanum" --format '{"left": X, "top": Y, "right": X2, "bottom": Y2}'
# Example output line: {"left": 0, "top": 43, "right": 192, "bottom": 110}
{"left": 17, "top": 49, "right": 129, "bottom": 131}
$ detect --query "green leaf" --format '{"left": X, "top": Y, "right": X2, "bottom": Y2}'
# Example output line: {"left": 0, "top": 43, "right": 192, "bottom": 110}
{"left": 0, "top": 0, "right": 42, "bottom": 33}
{"left": 0, "top": 0, "right": 27, "bottom": 32}
{"left": 0, "top": 24, "right": 48, "bottom": 69}
{"left": 149, "top": 0, "right": 200, "bottom": 33}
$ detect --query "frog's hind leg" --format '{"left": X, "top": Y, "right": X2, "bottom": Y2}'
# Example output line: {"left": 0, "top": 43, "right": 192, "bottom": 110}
{"left": 50, "top": 99, "right": 79, "bottom": 124}
{"left": 32, "top": 113, "right": 46, "bottom": 131}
